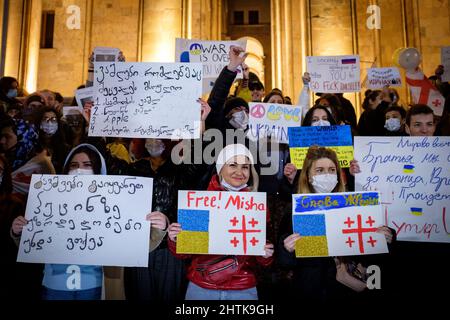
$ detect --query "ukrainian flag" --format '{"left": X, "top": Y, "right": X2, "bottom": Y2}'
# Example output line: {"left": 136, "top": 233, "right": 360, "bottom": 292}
{"left": 410, "top": 207, "right": 423, "bottom": 216}
{"left": 403, "top": 165, "right": 415, "bottom": 174}
{"left": 177, "top": 209, "right": 210, "bottom": 253}
{"left": 293, "top": 214, "right": 329, "bottom": 257}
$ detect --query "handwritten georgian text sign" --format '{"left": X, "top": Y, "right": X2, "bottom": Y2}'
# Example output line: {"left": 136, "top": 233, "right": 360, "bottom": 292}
{"left": 307, "top": 55, "right": 361, "bottom": 93}
{"left": 355, "top": 137, "right": 450, "bottom": 243}
{"left": 90, "top": 62, "right": 202, "bottom": 139}
{"left": 17, "top": 175, "right": 153, "bottom": 266}
{"left": 177, "top": 190, "right": 267, "bottom": 256}
{"left": 292, "top": 192, "right": 388, "bottom": 257}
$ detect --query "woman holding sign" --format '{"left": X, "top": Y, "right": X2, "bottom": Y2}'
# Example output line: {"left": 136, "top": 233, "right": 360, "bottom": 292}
{"left": 278, "top": 146, "right": 394, "bottom": 303}
{"left": 11, "top": 144, "right": 109, "bottom": 300}
{"left": 167, "top": 144, "right": 274, "bottom": 300}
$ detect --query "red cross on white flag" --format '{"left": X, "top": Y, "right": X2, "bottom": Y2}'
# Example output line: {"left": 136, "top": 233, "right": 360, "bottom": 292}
{"left": 405, "top": 69, "right": 444, "bottom": 116}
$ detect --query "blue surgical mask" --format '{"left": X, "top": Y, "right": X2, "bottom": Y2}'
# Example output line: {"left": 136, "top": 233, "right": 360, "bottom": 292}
{"left": 7, "top": 89, "right": 17, "bottom": 98}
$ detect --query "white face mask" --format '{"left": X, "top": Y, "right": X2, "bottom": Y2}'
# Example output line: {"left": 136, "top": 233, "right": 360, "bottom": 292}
{"left": 384, "top": 118, "right": 401, "bottom": 132}
{"left": 68, "top": 168, "right": 94, "bottom": 175}
{"left": 310, "top": 173, "right": 338, "bottom": 193}
{"left": 311, "top": 119, "right": 331, "bottom": 127}
{"left": 145, "top": 139, "right": 165, "bottom": 157}
{"left": 229, "top": 111, "right": 249, "bottom": 129}
{"left": 220, "top": 179, "right": 248, "bottom": 192}
{"left": 41, "top": 122, "right": 58, "bottom": 135}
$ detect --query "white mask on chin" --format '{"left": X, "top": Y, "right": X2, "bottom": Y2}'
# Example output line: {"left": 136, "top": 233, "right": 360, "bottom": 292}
{"left": 220, "top": 179, "right": 247, "bottom": 191}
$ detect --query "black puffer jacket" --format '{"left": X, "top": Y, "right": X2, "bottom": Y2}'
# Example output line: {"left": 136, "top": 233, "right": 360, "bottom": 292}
{"left": 205, "top": 67, "right": 238, "bottom": 132}
{"left": 127, "top": 158, "right": 204, "bottom": 245}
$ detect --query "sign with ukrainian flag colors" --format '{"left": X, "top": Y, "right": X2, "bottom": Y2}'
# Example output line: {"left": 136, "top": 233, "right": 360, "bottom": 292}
{"left": 177, "top": 191, "right": 267, "bottom": 256}
{"left": 355, "top": 136, "right": 450, "bottom": 243}
{"left": 175, "top": 38, "right": 247, "bottom": 94}
{"left": 288, "top": 125, "right": 353, "bottom": 168}
{"left": 247, "top": 103, "right": 302, "bottom": 144}
{"left": 292, "top": 192, "right": 388, "bottom": 258}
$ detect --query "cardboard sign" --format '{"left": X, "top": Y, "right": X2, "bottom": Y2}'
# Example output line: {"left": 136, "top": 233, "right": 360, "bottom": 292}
{"left": 307, "top": 55, "right": 361, "bottom": 93}
{"left": 177, "top": 190, "right": 267, "bottom": 256}
{"left": 17, "top": 175, "right": 153, "bottom": 266}
{"left": 292, "top": 192, "right": 388, "bottom": 257}
{"left": 90, "top": 62, "right": 202, "bottom": 139}
{"left": 247, "top": 103, "right": 302, "bottom": 144}
{"left": 355, "top": 136, "right": 450, "bottom": 243}
{"left": 366, "top": 67, "right": 402, "bottom": 89}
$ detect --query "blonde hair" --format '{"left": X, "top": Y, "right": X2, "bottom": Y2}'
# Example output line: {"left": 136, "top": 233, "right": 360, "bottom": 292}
{"left": 297, "top": 146, "right": 345, "bottom": 194}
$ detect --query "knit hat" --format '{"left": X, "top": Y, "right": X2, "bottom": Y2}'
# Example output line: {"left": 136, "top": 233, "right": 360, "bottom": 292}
{"left": 223, "top": 97, "right": 249, "bottom": 117}
{"left": 216, "top": 144, "right": 254, "bottom": 175}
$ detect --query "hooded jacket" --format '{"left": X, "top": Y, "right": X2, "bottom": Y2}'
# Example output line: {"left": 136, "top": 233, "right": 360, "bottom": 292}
{"left": 168, "top": 174, "right": 273, "bottom": 290}
{"left": 42, "top": 144, "right": 105, "bottom": 291}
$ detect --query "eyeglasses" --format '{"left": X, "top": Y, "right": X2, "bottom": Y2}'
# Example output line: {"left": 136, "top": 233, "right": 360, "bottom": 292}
{"left": 42, "top": 117, "right": 57, "bottom": 123}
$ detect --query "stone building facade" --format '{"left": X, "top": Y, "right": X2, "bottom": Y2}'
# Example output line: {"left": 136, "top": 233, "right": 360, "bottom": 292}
{"left": 1, "top": 0, "right": 449, "bottom": 115}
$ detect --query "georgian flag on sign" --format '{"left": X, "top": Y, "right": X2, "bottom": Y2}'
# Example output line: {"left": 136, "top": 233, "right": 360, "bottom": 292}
{"left": 405, "top": 70, "right": 445, "bottom": 116}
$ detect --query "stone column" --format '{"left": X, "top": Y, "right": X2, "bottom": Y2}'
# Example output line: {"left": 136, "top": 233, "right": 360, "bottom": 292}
{"left": 271, "top": 0, "right": 311, "bottom": 101}
{"left": 24, "top": 0, "right": 42, "bottom": 93}
{"left": 141, "top": 0, "right": 183, "bottom": 62}
{"left": 189, "top": 0, "right": 222, "bottom": 40}
{"left": 3, "top": 0, "right": 25, "bottom": 80}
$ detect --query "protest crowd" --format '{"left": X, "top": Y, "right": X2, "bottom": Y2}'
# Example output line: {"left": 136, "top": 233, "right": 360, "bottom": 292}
{"left": 0, "top": 41, "right": 449, "bottom": 307}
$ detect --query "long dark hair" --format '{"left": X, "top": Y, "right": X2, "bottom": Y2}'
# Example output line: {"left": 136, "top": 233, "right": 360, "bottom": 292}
{"left": 63, "top": 146, "right": 102, "bottom": 174}
{"left": 0, "top": 77, "right": 19, "bottom": 104}
{"left": 302, "top": 105, "right": 337, "bottom": 126}
{"left": 0, "top": 154, "right": 13, "bottom": 195}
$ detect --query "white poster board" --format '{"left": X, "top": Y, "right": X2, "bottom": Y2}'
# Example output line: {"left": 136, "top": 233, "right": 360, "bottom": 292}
{"left": 17, "top": 174, "right": 153, "bottom": 266}
{"left": 355, "top": 136, "right": 450, "bottom": 243}
{"left": 247, "top": 103, "right": 302, "bottom": 144}
{"left": 176, "top": 190, "right": 267, "bottom": 256}
{"left": 175, "top": 38, "right": 247, "bottom": 93}
{"left": 366, "top": 67, "right": 402, "bottom": 89}
{"left": 90, "top": 62, "right": 202, "bottom": 139}
{"left": 307, "top": 55, "right": 361, "bottom": 93}
{"left": 292, "top": 192, "right": 388, "bottom": 257}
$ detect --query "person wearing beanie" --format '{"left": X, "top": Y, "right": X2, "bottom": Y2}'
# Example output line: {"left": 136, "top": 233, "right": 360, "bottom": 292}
{"left": 167, "top": 144, "right": 274, "bottom": 300}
